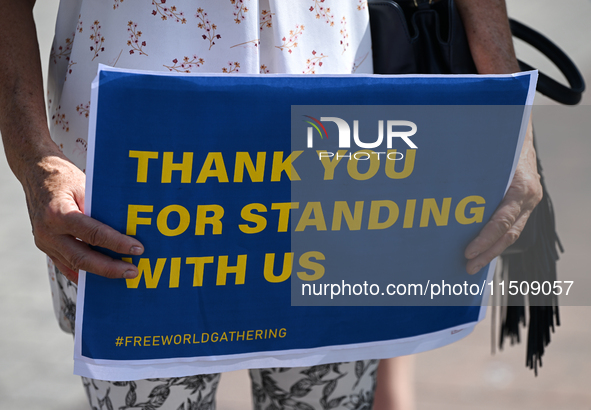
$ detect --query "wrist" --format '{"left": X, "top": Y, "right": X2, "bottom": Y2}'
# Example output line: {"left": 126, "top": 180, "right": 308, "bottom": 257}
{"left": 2, "top": 126, "right": 68, "bottom": 187}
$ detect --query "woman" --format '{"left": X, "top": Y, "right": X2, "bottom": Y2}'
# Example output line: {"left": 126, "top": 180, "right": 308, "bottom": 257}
{"left": 0, "top": 1, "right": 540, "bottom": 408}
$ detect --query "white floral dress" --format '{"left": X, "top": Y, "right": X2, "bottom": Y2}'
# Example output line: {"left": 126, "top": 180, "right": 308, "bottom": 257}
{"left": 46, "top": 1, "right": 377, "bottom": 408}
{"left": 47, "top": 0, "right": 373, "bottom": 172}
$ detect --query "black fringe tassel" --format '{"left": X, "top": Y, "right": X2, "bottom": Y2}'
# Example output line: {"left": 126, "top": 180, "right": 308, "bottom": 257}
{"left": 498, "top": 155, "right": 563, "bottom": 375}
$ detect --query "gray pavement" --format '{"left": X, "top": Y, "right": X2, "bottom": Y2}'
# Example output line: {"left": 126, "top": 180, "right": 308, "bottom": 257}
{"left": 1, "top": 1, "right": 590, "bottom": 409}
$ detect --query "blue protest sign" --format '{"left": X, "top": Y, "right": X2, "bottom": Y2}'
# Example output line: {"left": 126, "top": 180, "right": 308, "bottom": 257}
{"left": 75, "top": 66, "right": 536, "bottom": 380}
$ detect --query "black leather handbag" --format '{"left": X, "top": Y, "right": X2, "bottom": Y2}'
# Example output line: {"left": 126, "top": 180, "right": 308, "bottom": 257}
{"left": 367, "top": 0, "right": 585, "bottom": 374}
{"left": 368, "top": 0, "right": 585, "bottom": 103}
{"left": 369, "top": 0, "right": 476, "bottom": 75}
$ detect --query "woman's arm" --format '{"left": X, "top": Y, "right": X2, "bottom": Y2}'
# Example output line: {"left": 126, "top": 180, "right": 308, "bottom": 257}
{"left": 0, "top": 0, "right": 144, "bottom": 282}
{"left": 456, "top": 0, "right": 542, "bottom": 274}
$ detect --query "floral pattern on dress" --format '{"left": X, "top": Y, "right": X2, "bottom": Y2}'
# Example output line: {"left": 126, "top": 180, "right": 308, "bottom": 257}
{"left": 66, "top": 60, "right": 77, "bottom": 78}
{"left": 250, "top": 362, "right": 379, "bottom": 410}
{"left": 222, "top": 61, "right": 241, "bottom": 73}
{"left": 310, "top": 0, "right": 334, "bottom": 26}
{"left": 51, "top": 38, "right": 74, "bottom": 64}
{"left": 231, "top": 39, "right": 260, "bottom": 49}
{"left": 127, "top": 21, "right": 148, "bottom": 56}
{"left": 303, "top": 50, "right": 327, "bottom": 74}
{"left": 51, "top": 18, "right": 82, "bottom": 64}
{"left": 89, "top": 20, "right": 105, "bottom": 60}
{"left": 164, "top": 55, "right": 205, "bottom": 72}
{"left": 260, "top": 9, "right": 274, "bottom": 30}
{"left": 276, "top": 24, "right": 305, "bottom": 53}
{"left": 231, "top": 0, "right": 249, "bottom": 24}
{"left": 151, "top": 0, "right": 187, "bottom": 23}
{"left": 80, "top": 359, "right": 378, "bottom": 409}
{"left": 196, "top": 7, "right": 221, "bottom": 49}
{"left": 92, "top": 375, "right": 222, "bottom": 410}
{"left": 49, "top": 262, "right": 77, "bottom": 333}
{"left": 52, "top": 106, "right": 69, "bottom": 132}
{"left": 72, "top": 138, "right": 88, "bottom": 169}
{"left": 340, "top": 16, "right": 349, "bottom": 54}
{"left": 76, "top": 102, "right": 90, "bottom": 118}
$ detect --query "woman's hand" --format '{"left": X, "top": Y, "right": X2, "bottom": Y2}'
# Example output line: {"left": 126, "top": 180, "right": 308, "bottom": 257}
{"left": 464, "top": 120, "right": 542, "bottom": 274}
{"left": 20, "top": 150, "right": 144, "bottom": 283}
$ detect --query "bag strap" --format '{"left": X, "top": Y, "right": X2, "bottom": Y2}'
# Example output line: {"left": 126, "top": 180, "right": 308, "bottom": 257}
{"left": 510, "top": 19, "right": 586, "bottom": 105}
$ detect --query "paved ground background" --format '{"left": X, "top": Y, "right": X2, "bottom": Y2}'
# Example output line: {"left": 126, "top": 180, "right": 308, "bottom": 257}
{"left": 1, "top": 1, "right": 589, "bottom": 409}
